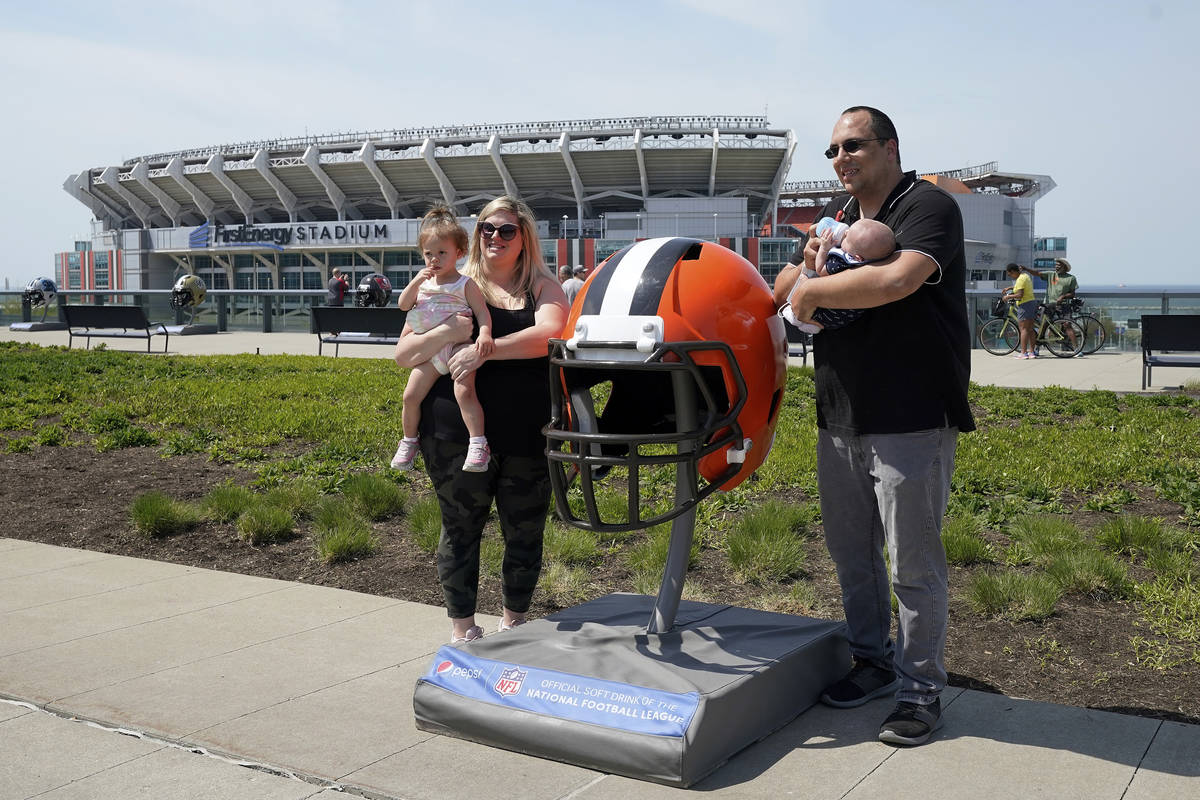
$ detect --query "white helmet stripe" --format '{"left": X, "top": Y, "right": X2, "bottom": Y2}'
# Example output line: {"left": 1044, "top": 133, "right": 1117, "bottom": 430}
{"left": 596, "top": 238, "right": 668, "bottom": 316}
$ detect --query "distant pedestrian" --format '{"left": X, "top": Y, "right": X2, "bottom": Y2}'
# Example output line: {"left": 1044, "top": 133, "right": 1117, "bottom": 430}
{"left": 326, "top": 268, "right": 350, "bottom": 306}
{"left": 561, "top": 265, "right": 586, "bottom": 305}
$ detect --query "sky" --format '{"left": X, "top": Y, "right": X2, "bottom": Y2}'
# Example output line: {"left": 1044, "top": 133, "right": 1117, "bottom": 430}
{"left": 1, "top": 0, "right": 1194, "bottom": 289}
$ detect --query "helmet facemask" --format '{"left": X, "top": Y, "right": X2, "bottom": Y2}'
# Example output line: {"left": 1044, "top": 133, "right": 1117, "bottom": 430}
{"left": 545, "top": 334, "right": 749, "bottom": 533}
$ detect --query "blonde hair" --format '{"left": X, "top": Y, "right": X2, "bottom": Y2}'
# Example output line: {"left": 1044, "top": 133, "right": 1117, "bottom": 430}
{"left": 464, "top": 196, "right": 551, "bottom": 305}
{"left": 418, "top": 205, "right": 469, "bottom": 253}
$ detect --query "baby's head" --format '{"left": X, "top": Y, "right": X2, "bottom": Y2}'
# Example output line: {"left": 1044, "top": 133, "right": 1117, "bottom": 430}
{"left": 418, "top": 205, "right": 469, "bottom": 259}
{"left": 841, "top": 219, "right": 895, "bottom": 262}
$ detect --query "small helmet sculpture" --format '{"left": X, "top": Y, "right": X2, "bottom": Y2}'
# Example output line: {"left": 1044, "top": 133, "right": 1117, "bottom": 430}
{"left": 23, "top": 277, "right": 57, "bottom": 308}
{"left": 169, "top": 274, "right": 207, "bottom": 309}
{"left": 355, "top": 273, "right": 393, "bottom": 307}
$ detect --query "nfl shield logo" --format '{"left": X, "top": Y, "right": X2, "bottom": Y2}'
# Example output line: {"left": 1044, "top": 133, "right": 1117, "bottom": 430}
{"left": 493, "top": 666, "right": 527, "bottom": 697}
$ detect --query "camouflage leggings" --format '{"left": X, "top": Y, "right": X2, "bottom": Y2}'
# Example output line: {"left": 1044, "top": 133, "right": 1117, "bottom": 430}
{"left": 420, "top": 437, "right": 550, "bottom": 619}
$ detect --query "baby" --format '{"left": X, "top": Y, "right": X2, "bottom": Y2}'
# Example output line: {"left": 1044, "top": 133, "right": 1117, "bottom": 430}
{"left": 390, "top": 207, "right": 494, "bottom": 473}
{"left": 785, "top": 217, "right": 896, "bottom": 333}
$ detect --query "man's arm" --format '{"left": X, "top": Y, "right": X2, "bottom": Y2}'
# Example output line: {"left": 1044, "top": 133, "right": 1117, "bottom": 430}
{"left": 787, "top": 250, "right": 938, "bottom": 323}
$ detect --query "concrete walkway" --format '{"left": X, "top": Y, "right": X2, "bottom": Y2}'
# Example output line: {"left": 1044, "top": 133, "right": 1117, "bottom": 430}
{"left": 3, "top": 326, "right": 1200, "bottom": 797}
{"left": 5, "top": 325, "right": 1200, "bottom": 392}
{"left": 2, "top": 538, "right": 1198, "bottom": 799}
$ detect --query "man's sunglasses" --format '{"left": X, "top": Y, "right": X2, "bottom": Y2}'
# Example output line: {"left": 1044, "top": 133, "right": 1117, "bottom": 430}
{"left": 824, "top": 138, "right": 887, "bottom": 159}
{"left": 479, "top": 222, "right": 520, "bottom": 241}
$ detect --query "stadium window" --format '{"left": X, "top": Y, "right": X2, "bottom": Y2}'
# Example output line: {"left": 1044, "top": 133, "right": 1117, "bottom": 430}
{"left": 1003, "top": 211, "right": 1012, "bottom": 227}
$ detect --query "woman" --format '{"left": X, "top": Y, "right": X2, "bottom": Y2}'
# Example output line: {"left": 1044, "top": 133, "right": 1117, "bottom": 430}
{"left": 1002, "top": 262, "right": 1037, "bottom": 359}
{"left": 393, "top": 197, "right": 568, "bottom": 642}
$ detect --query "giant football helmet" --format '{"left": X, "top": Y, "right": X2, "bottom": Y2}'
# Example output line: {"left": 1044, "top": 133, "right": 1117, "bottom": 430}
{"left": 544, "top": 237, "right": 787, "bottom": 532}
{"left": 23, "top": 277, "right": 57, "bottom": 308}
{"left": 169, "top": 274, "right": 207, "bottom": 309}
{"left": 355, "top": 273, "right": 393, "bottom": 307}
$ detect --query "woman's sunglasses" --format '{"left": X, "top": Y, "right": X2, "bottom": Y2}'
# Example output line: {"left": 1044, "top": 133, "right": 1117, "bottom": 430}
{"left": 824, "top": 137, "right": 886, "bottom": 159}
{"left": 479, "top": 222, "right": 520, "bottom": 241}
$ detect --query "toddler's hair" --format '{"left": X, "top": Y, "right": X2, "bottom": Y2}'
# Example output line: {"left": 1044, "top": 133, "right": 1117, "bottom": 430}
{"left": 419, "top": 205, "right": 469, "bottom": 253}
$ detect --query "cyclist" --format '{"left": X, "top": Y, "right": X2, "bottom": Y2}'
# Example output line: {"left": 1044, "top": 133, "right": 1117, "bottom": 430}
{"left": 1001, "top": 262, "right": 1037, "bottom": 359}
{"left": 1024, "top": 258, "right": 1078, "bottom": 315}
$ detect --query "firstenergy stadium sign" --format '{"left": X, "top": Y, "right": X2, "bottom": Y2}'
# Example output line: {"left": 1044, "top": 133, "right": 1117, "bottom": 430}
{"left": 190, "top": 221, "right": 391, "bottom": 251}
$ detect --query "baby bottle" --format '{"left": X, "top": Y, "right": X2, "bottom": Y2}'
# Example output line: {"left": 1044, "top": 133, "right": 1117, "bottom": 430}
{"left": 813, "top": 216, "right": 848, "bottom": 246}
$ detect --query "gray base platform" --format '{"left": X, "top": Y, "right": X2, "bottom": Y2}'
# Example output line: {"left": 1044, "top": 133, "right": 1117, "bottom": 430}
{"left": 163, "top": 323, "right": 219, "bottom": 335}
{"left": 413, "top": 593, "right": 849, "bottom": 787}
{"left": 9, "top": 321, "right": 67, "bottom": 331}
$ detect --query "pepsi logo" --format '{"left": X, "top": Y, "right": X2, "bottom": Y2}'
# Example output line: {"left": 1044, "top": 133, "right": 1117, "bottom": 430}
{"left": 436, "top": 660, "right": 454, "bottom": 674}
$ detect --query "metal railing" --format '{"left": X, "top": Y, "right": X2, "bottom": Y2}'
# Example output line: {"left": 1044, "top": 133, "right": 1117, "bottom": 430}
{"left": 1, "top": 290, "right": 328, "bottom": 334}
{"left": 5, "top": 287, "right": 1198, "bottom": 351}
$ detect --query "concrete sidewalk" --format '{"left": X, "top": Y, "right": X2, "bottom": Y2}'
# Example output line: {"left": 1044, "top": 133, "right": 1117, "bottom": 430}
{"left": 5, "top": 325, "right": 1200, "bottom": 392}
{"left": 2, "top": 538, "right": 1198, "bottom": 799}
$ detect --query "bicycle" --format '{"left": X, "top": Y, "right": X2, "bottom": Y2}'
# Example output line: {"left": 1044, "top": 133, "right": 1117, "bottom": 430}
{"left": 978, "top": 297, "right": 1085, "bottom": 358}
{"left": 1050, "top": 297, "right": 1107, "bottom": 355}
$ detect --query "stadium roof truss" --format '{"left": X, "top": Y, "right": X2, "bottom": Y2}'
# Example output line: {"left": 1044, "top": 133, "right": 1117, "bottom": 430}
{"left": 65, "top": 116, "right": 797, "bottom": 230}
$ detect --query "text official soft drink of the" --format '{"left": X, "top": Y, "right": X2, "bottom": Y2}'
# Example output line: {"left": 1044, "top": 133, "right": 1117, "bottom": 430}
{"left": 813, "top": 217, "right": 849, "bottom": 246}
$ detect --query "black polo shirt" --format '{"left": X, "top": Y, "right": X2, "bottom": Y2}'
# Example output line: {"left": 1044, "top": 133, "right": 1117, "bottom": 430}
{"left": 790, "top": 171, "right": 976, "bottom": 434}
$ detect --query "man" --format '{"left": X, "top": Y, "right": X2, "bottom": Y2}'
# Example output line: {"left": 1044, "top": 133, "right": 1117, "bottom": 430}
{"left": 561, "top": 264, "right": 586, "bottom": 305}
{"left": 773, "top": 106, "right": 975, "bottom": 746}
{"left": 326, "top": 268, "right": 349, "bottom": 306}
{"left": 1025, "top": 258, "right": 1078, "bottom": 310}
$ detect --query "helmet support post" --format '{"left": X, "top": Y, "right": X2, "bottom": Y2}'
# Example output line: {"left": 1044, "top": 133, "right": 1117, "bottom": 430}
{"left": 646, "top": 371, "right": 699, "bottom": 635}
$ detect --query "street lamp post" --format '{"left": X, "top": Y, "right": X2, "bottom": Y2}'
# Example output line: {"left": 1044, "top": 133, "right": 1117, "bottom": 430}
{"left": 562, "top": 215, "right": 569, "bottom": 239}
{"left": 713, "top": 213, "right": 718, "bottom": 240}
{"left": 636, "top": 213, "right": 642, "bottom": 239}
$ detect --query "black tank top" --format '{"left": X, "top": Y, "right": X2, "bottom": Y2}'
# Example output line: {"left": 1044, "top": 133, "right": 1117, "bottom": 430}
{"left": 417, "top": 292, "right": 550, "bottom": 457}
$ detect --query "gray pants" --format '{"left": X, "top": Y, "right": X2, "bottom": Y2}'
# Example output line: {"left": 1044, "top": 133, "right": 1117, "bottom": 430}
{"left": 817, "top": 426, "right": 957, "bottom": 704}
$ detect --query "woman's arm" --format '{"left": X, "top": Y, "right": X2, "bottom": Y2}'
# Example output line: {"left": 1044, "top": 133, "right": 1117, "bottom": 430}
{"left": 446, "top": 276, "right": 568, "bottom": 379}
{"left": 393, "top": 314, "right": 473, "bottom": 368}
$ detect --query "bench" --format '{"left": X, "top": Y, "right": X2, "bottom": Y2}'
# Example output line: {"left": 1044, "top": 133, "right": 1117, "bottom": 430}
{"left": 1141, "top": 314, "right": 1200, "bottom": 389}
{"left": 63, "top": 304, "right": 169, "bottom": 353}
{"left": 311, "top": 306, "right": 408, "bottom": 357}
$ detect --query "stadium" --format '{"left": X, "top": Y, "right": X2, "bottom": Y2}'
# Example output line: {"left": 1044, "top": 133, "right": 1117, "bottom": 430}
{"left": 57, "top": 115, "right": 1058, "bottom": 295}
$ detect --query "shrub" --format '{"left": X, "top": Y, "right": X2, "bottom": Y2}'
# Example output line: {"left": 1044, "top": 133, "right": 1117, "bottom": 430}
{"left": 203, "top": 482, "right": 255, "bottom": 523}
{"left": 1096, "top": 515, "right": 1173, "bottom": 557}
{"left": 36, "top": 425, "right": 66, "bottom": 447}
{"left": 236, "top": 504, "right": 295, "bottom": 545}
{"left": 5, "top": 436, "right": 34, "bottom": 453}
{"left": 544, "top": 523, "right": 599, "bottom": 565}
{"left": 130, "top": 491, "right": 202, "bottom": 537}
{"left": 1044, "top": 549, "right": 1129, "bottom": 598}
{"left": 967, "top": 571, "right": 1061, "bottom": 621}
{"left": 1005, "top": 515, "right": 1084, "bottom": 566}
{"left": 625, "top": 523, "right": 699, "bottom": 576}
{"left": 755, "top": 582, "right": 821, "bottom": 615}
{"left": 313, "top": 500, "right": 377, "bottom": 563}
{"left": 941, "top": 515, "right": 992, "bottom": 566}
{"left": 725, "top": 500, "right": 808, "bottom": 584}
{"left": 342, "top": 473, "right": 406, "bottom": 521}
{"left": 265, "top": 481, "right": 323, "bottom": 521}
{"left": 480, "top": 534, "right": 504, "bottom": 577}
{"left": 95, "top": 426, "right": 157, "bottom": 452}
{"left": 408, "top": 495, "right": 442, "bottom": 553}
{"left": 539, "top": 562, "right": 591, "bottom": 607}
